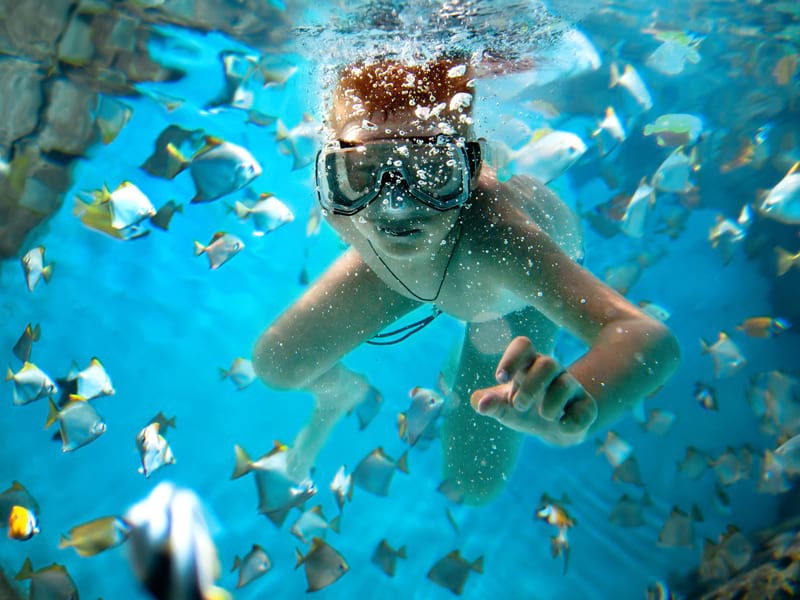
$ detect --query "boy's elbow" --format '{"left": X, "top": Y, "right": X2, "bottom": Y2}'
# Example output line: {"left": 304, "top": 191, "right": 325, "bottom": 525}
{"left": 252, "top": 334, "right": 310, "bottom": 391}
{"left": 647, "top": 320, "right": 682, "bottom": 380}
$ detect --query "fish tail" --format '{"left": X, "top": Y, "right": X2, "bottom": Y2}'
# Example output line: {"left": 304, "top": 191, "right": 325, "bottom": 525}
{"left": 397, "top": 413, "right": 407, "bottom": 441}
{"left": 699, "top": 337, "right": 710, "bottom": 354}
{"left": 396, "top": 450, "right": 409, "bottom": 474}
{"left": 14, "top": 557, "right": 33, "bottom": 581}
{"left": 193, "top": 241, "right": 206, "bottom": 256}
{"left": 4, "top": 367, "right": 13, "bottom": 382}
{"left": 609, "top": 62, "right": 620, "bottom": 88}
{"left": 31, "top": 323, "right": 41, "bottom": 341}
{"left": 165, "top": 143, "right": 189, "bottom": 179}
{"left": 397, "top": 545, "right": 407, "bottom": 559}
{"left": 218, "top": 367, "right": 229, "bottom": 380}
{"left": 471, "top": 556, "right": 484, "bottom": 574}
{"left": 294, "top": 547, "right": 305, "bottom": 569}
{"left": 329, "top": 514, "right": 341, "bottom": 534}
{"left": 58, "top": 534, "right": 71, "bottom": 549}
{"left": 275, "top": 120, "right": 289, "bottom": 142}
{"left": 776, "top": 247, "right": 796, "bottom": 277}
{"left": 45, "top": 398, "right": 60, "bottom": 429}
{"left": 231, "top": 444, "right": 252, "bottom": 479}
{"left": 41, "top": 264, "right": 54, "bottom": 284}
{"left": 230, "top": 556, "right": 241, "bottom": 572}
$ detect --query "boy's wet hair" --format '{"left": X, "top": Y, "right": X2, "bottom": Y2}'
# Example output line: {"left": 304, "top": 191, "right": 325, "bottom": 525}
{"left": 330, "top": 57, "right": 475, "bottom": 133}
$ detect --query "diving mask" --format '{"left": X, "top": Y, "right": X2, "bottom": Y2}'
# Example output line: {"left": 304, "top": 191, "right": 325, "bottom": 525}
{"left": 315, "top": 135, "right": 481, "bottom": 216}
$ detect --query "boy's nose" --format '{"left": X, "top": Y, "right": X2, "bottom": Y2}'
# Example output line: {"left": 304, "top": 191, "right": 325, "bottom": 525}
{"left": 379, "top": 175, "right": 416, "bottom": 215}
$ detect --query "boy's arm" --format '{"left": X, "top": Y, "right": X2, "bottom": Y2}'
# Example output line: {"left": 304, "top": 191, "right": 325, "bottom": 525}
{"left": 253, "top": 248, "right": 421, "bottom": 392}
{"left": 470, "top": 213, "right": 681, "bottom": 445}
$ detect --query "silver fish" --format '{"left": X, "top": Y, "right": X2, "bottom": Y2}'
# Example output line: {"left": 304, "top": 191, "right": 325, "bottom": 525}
{"left": 427, "top": 550, "right": 483, "bottom": 596}
{"left": 398, "top": 387, "right": 444, "bottom": 447}
{"left": 14, "top": 558, "right": 78, "bottom": 600}
{"left": 219, "top": 358, "right": 257, "bottom": 390}
{"left": 775, "top": 432, "right": 800, "bottom": 475}
{"left": 12, "top": 323, "right": 40, "bottom": 363}
{"left": 231, "top": 544, "right": 271, "bottom": 589}
{"left": 290, "top": 505, "right": 341, "bottom": 544}
{"left": 234, "top": 194, "right": 294, "bottom": 236}
{"left": 351, "top": 385, "right": 383, "bottom": 430}
{"left": 657, "top": 505, "right": 702, "bottom": 548}
{"left": 5, "top": 362, "right": 58, "bottom": 405}
{"left": 106, "top": 181, "right": 156, "bottom": 230}
{"left": 609, "top": 493, "right": 652, "bottom": 528}
{"left": 371, "top": 539, "right": 407, "bottom": 578}
{"left": 701, "top": 332, "right": 746, "bottom": 379}
{"left": 21, "top": 246, "right": 53, "bottom": 292}
{"left": 45, "top": 396, "right": 106, "bottom": 452}
{"left": 759, "top": 162, "right": 800, "bottom": 225}
{"left": 352, "top": 447, "right": 409, "bottom": 497}
{"left": 294, "top": 537, "right": 349, "bottom": 593}
{"left": 329, "top": 465, "right": 353, "bottom": 512}
{"left": 169, "top": 136, "right": 262, "bottom": 203}
{"left": 72, "top": 357, "right": 115, "bottom": 400}
{"left": 136, "top": 422, "right": 176, "bottom": 478}
{"left": 194, "top": 232, "right": 245, "bottom": 270}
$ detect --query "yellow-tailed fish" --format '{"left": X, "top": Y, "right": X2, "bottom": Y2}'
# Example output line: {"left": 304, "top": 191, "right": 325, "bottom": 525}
{"left": 124, "top": 482, "right": 231, "bottom": 600}
{"left": 21, "top": 246, "right": 53, "bottom": 292}
{"left": 612, "top": 455, "right": 644, "bottom": 486}
{"left": 609, "top": 493, "right": 652, "bottom": 528}
{"left": 14, "top": 558, "right": 78, "bottom": 599}
{"left": 758, "top": 162, "right": 800, "bottom": 225}
{"left": 736, "top": 316, "right": 790, "bottom": 338}
{"left": 657, "top": 505, "right": 702, "bottom": 548}
{"left": 645, "top": 31, "right": 702, "bottom": 75}
{"left": 596, "top": 431, "right": 633, "bottom": 468}
{"left": 5, "top": 362, "right": 58, "bottom": 405}
{"left": 167, "top": 136, "right": 262, "bottom": 203}
{"left": 620, "top": 178, "right": 655, "bottom": 239}
{"left": 290, "top": 505, "right": 341, "bottom": 544}
{"left": 59, "top": 515, "right": 130, "bottom": 556}
{"left": 231, "top": 443, "right": 316, "bottom": 527}
{"left": 351, "top": 447, "right": 408, "bottom": 497}
{"left": 397, "top": 386, "right": 444, "bottom": 447}
{"left": 294, "top": 537, "right": 348, "bottom": 593}
{"left": 231, "top": 544, "right": 271, "bottom": 589}
{"left": 136, "top": 422, "right": 176, "bottom": 478}
{"left": 591, "top": 106, "right": 626, "bottom": 156}
{"left": 426, "top": 550, "right": 483, "bottom": 595}
{"left": 194, "top": 232, "right": 245, "bottom": 270}
{"left": 371, "top": 539, "right": 407, "bottom": 578}
{"left": 233, "top": 193, "right": 294, "bottom": 236}
{"left": 150, "top": 199, "right": 184, "bottom": 231}
{"left": 609, "top": 63, "right": 653, "bottom": 110}
{"left": 72, "top": 357, "right": 115, "bottom": 400}
{"left": 643, "top": 113, "right": 704, "bottom": 147}
{"left": 329, "top": 465, "right": 353, "bottom": 512}
{"left": 700, "top": 332, "right": 746, "bottom": 378}
{"left": 677, "top": 446, "right": 710, "bottom": 480}
{"left": 12, "top": 322, "right": 41, "bottom": 363}
{"left": 8, "top": 505, "right": 40, "bottom": 541}
{"left": 46, "top": 396, "right": 107, "bottom": 452}
{"left": 106, "top": 181, "right": 156, "bottom": 230}
{"left": 219, "top": 358, "right": 256, "bottom": 390}
{"left": 73, "top": 193, "right": 150, "bottom": 241}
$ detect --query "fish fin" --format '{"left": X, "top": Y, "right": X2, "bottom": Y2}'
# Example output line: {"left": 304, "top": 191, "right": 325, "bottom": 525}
{"left": 275, "top": 120, "right": 289, "bottom": 142}
{"left": 14, "top": 557, "right": 34, "bottom": 581}
{"left": 193, "top": 241, "right": 206, "bottom": 256}
{"left": 45, "top": 398, "right": 60, "bottom": 429}
{"left": 397, "top": 413, "right": 407, "bottom": 441}
{"left": 329, "top": 514, "right": 341, "bottom": 533}
{"left": 787, "top": 161, "right": 800, "bottom": 176}
{"left": 699, "top": 337, "right": 710, "bottom": 354}
{"left": 234, "top": 201, "right": 250, "bottom": 219}
{"left": 231, "top": 445, "right": 252, "bottom": 479}
{"left": 58, "top": 534, "right": 71, "bottom": 549}
{"left": 396, "top": 450, "right": 409, "bottom": 474}
{"left": 397, "top": 545, "right": 407, "bottom": 559}
{"left": 775, "top": 247, "right": 796, "bottom": 277}
{"left": 218, "top": 367, "right": 229, "bottom": 380}
{"left": 294, "top": 547, "right": 305, "bottom": 569}
{"left": 164, "top": 143, "right": 189, "bottom": 179}
{"left": 609, "top": 62, "right": 620, "bottom": 88}
{"left": 41, "top": 264, "right": 54, "bottom": 283}
{"left": 471, "top": 556, "right": 484, "bottom": 574}
{"left": 31, "top": 323, "right": 41, "bottom": 342}
{"left": 4, "top": 367, "right": 13, "bottom": 382}
{"left": 231, "top": 556, "right": 241, "bottom": 572}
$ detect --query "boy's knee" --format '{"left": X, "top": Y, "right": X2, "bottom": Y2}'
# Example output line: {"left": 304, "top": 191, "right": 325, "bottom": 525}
{"left": 252, "top": 332, "right": 306, "bottom": 390}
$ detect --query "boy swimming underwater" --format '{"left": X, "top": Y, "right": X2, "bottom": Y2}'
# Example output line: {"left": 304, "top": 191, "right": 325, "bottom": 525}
{"left": 254, "top": 58, "right": 680, "bottom": 505}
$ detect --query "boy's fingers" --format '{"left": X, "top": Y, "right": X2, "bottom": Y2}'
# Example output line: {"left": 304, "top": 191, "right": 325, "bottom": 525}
{"left": 558, "top": 396, "right": 598, "bottom": 434}
{"left": 495, "top": 336, "right": 536, "bottom": 383}
{"left": 539, "top": 370, "right": 579, "bottom": 421}
{"left": 470, "top": 387, "right": 509, "bottom": 419}
{"left": 515, "top": 355, "right": 560, "bottom": 414}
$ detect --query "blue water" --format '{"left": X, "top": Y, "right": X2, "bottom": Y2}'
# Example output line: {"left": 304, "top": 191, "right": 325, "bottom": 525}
{"left": 2, "top": 1, "right": 799, "bottom": 599}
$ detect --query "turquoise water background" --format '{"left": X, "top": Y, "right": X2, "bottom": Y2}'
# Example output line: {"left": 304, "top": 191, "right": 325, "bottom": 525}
{"left": 2, "top": 4, "right": 799, "bottom": 599}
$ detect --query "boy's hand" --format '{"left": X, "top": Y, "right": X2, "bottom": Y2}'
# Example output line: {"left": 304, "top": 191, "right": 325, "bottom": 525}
{"left": 470, "top": 336, "right": 598, "bottom": 445}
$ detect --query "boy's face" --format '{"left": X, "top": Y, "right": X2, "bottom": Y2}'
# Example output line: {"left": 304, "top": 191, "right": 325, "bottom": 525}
{"left": 328, "top": 111, "right": 466, "bottom": 259}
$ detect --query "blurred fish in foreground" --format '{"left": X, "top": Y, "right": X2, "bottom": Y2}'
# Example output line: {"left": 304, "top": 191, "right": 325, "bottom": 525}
{"left": 124, "top": 482, "right": 230, "bottom": 600}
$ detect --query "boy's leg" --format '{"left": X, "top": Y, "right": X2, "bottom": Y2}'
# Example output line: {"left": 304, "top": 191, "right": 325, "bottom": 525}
{"left": 442, "top": 307, "right": 558, "bottom": 505}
